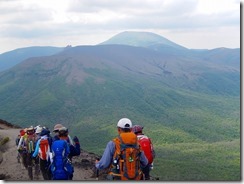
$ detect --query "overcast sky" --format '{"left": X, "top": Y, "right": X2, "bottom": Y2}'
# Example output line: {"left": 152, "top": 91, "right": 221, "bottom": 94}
{"left": 0, "top": 0, "right": 240, "bottom": 54}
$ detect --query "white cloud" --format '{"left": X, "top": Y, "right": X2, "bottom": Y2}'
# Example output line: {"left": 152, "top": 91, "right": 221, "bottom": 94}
{"left": 0, "top": 0, "right": 240, "bottom": 53}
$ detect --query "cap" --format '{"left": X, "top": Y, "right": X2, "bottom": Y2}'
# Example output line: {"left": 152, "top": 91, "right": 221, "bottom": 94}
{"left": 117, "top": 118, "right": 132, "bottom": 128}
{"left": 53, "top": 124, "right": 63, "bottom": 132}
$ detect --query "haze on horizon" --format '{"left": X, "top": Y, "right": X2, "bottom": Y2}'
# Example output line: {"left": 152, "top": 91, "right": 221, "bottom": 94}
{"left": 0, "top": 0, "right": 240, "bottom": 54}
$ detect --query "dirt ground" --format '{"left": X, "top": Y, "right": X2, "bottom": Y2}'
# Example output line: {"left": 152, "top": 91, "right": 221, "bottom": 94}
{"left": 0, "top": 125, "right": 103, "bottom": 181}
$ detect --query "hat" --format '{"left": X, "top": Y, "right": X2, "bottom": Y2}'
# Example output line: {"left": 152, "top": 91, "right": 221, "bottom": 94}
{"left": 40, "top": 128, "right": 50, "bottom": 136}
{"left": 27, "top": 126, "right": 34, "bottom": 131}
{"left": 132, "top": 125, "right": 143, "bottom": 134}
{"left": 117, "top": 118, "right": 132, "bottom": 128}
{"left": 20, "top": 129, "right": 25, "bottom": 136}
{"left": 53, "top": 124, "right": 63, "bottom": 132}
{"left": 35, "top": 126, "right": 43, "bottom": 134}
{"left": 58, "top": 127, "right": 68, "bottom": 136}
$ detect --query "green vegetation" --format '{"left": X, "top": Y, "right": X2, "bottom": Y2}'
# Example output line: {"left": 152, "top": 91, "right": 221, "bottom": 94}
{"left": 0, "top": 137, "right": 9, "bottom": 146}
{"left": 0, "top": 48, "right": 240, "bottom": 180}
{"left": 152, "top": 139, "right": 240, "bottom": 180}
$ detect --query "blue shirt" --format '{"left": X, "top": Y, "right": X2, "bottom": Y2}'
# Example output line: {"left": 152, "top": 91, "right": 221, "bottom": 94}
{"left": 95, "top": 140, "right": 148, "bottom": 170}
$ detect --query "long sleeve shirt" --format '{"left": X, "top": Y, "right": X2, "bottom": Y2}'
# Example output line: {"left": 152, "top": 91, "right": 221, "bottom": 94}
{"left": 95, "top": 140, "right": 148, "bottom": 170}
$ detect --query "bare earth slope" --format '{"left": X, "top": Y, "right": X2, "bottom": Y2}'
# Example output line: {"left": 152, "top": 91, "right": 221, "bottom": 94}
{"left": 0, "top": 122, "right": 103, "bottom": 181}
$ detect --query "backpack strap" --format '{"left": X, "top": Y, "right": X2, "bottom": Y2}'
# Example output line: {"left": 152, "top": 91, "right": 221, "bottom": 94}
{"left": 109, "top": 133, "right": 142, "bottom": 180}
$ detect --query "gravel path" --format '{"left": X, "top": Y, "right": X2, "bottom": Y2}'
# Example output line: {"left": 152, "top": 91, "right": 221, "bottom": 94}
{"left": 0, "top": 127, "right": 101, "bottom": 181}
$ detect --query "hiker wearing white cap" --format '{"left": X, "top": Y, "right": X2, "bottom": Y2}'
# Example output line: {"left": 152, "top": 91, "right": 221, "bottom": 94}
{"left": 95, "top": 118, "right": 148, "bottom": 180}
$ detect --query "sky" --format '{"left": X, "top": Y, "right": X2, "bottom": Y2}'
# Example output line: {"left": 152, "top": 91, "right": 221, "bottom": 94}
{"left": 0, "top": 0, "right": 241, "bottom": 54}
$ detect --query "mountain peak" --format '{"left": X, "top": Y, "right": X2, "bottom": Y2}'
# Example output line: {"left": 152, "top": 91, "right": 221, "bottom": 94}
{"left": 100, "top": 31, "right": 186, "bottom": 49}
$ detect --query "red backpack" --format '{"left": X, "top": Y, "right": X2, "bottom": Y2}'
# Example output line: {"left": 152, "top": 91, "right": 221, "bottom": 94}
{"left": 39, "top": 139, "right": 50, "bottom": 160}
{"left": 137, "top": 135, "right": 154, "bottom": 164}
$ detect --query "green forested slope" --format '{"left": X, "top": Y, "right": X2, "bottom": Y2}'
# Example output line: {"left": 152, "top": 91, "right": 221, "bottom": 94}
{"left": 0, "top": 43, "right": 240, "bottom": 180}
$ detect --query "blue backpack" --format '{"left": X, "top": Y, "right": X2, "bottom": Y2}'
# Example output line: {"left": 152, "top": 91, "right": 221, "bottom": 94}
{"left": 51, "top": 140, "right": 74, "bottom": 180}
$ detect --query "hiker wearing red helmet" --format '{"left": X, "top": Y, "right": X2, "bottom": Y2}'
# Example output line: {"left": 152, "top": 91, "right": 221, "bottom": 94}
{"left": 132, "top": 125, "right": 155, "bottom": 180}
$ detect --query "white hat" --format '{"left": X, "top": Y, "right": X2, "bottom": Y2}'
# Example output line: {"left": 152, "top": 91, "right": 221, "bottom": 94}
{"left": 117, "top": 118, "right": 132, "bottom": 128}
{"left": 35, "top": 126, "right": 43, "bottom": 134}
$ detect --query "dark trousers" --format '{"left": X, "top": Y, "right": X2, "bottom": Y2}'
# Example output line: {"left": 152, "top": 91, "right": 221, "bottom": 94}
{"left": 40, "top": 159, "right": 52, "bottom": 180}
{"left": 142, "top": 164, "right": 150, "bottom": 180}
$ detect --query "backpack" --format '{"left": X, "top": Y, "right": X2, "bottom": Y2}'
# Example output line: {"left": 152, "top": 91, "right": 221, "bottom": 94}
{"left": 69, "top": 136, "right": 80, "bottom": 157}
{"left": 137, "top": 135, "right": 154, "bottom": 164}
{"left": 39, "top": 139, "right": 50, "bottom": 160}
{"left": 109, "top": 132, "right": 142, "bottom": 180}
{"left": 51, "top": 140, "right": 74, "bottom": 180}
{"left": 52, "top": 135, "right": 80, "bottom": 158}
{"left": 25, "top": 134, "right": 36, "bottom": 153}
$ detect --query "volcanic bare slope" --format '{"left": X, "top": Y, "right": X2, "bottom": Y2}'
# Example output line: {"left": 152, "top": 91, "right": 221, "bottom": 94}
{"left": 0, "top": 31, "right": 240, "bottom": 180}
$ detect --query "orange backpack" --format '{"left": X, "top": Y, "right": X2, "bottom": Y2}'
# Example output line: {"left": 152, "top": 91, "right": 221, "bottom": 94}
{"left": 109, "top": 132, "right": 143, "bottom": 180}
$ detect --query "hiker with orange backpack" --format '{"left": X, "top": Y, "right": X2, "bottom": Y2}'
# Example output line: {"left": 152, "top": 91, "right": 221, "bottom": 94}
{"left": 95, "top": 118, "right": 148, "bottom": 180}
{"left": 32, "top": 128, "right": 52, "bottom": 180}
{"left": 132, "top": 125, "right": 155, "bottom": 180}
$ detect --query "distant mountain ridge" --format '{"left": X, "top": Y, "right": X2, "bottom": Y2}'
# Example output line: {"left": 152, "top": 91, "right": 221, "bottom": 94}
{"left": 0, "top": 46, "right": 64, "bottom": 72}
{"left": 100, "top": 31, "right": 187, "bottom": 50}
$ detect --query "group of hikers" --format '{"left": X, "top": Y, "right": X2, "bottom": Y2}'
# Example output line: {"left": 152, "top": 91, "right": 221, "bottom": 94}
{"left": 16, "top": 118, "right": 155, "bottom": 180}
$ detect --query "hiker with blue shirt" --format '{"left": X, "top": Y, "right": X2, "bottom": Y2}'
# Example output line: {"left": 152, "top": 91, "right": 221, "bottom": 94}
{"left": 95, "top": 118, "right": 148, "bottom": 180}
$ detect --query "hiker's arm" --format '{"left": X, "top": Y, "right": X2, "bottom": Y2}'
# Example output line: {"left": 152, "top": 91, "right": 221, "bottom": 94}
{"left": 68, "top": 135, "right": 74, "bottom": 146}
{"left": 17, "top": 137, "right": 23, "bottom": 150}
{"left": 95, "top": 141, "right": 115, "bottom": 170}
{"left": 32, "top": 139, "right": 41, "bottom": 157}
{"left": 140, "top": 151, "right": 148, "bottom": 168}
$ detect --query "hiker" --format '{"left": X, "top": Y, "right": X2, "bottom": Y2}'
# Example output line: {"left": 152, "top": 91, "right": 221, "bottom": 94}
{"left": 17, "top": 128, "right": 28, "bottom": 168}
{"left": 52, "top": 123, "right": 80, "bottom": 160}
{"left": 132, "top": 125, "right": 155, "bottom": 180}
{"left": 95, "top": 118, "right": 148, "bottom": 180}
{"left": 50, "top": 127, "right": 74, "bottom": 180}
{"left": 22, "top": 126, "right": 39, "bottom": 180}
{"left": 32, "top": 128, "right": 52, "bottom": 180}
{"left": 16, "top": 129, "right": 26, "bottom": 163}
{"left": 35, "top": 125, "right": 43, "bottom": 139}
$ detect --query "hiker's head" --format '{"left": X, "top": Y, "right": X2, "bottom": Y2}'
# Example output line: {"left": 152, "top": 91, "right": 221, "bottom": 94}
{"left": 35, "top": 126, "right": 43, "bottom": 135}
{"left": 53, "top": 123, "right": 64, "bottom": 134}
{"left": 117, "top": 118, "right": 132, "bottom": 133}
{"left": 40, "top": 128, "right": 50, "bottom": 137}
{"left": 20, "top": 129, "right": 26, "bottom": 136}
{"left": 27, "top": 126, "right": 35, "bottom": 135}
{"left": 58, "top": 127, "right": 68, "bottom": 137}
{"left": 132, "top": 125, "right": 144, "bottom": 135}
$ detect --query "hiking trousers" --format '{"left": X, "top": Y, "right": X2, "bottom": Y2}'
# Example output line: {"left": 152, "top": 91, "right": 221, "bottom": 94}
{"left": 40, "top": 159, "right": 52, "bottom": 180}
{"left": 142, "top": 164, "right": 150, "bottom": 180}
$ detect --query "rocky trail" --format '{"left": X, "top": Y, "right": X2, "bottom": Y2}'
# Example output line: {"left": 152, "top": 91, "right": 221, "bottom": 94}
{"left": 0, "top": 121, "right": 106, "bottom": 181}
